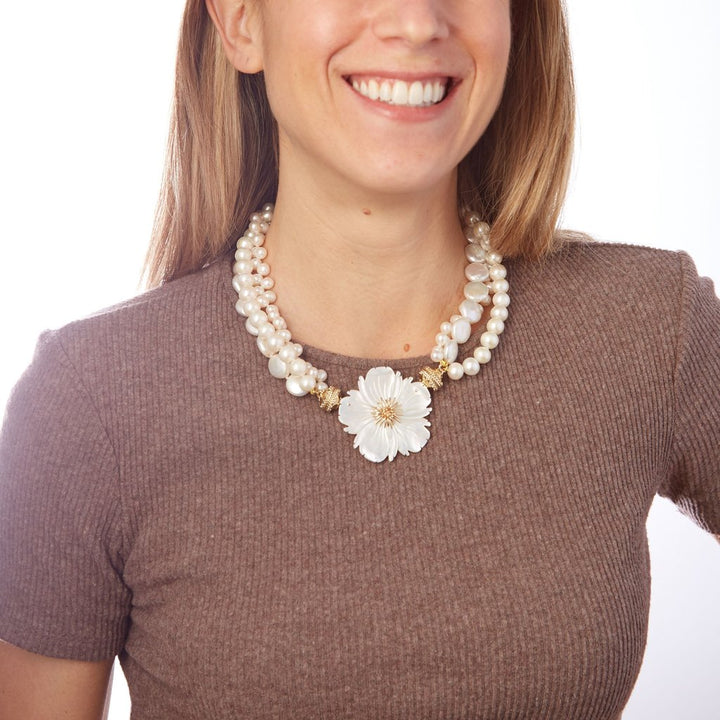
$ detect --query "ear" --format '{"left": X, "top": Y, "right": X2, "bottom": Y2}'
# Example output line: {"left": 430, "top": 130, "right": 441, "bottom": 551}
{"left": 206, "top": 0, "right": 264, "bottom": 74}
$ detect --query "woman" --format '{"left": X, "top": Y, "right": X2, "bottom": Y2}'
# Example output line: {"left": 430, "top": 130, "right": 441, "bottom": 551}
{"left": 1, "top": 1, "right": 718, "bottom": 718}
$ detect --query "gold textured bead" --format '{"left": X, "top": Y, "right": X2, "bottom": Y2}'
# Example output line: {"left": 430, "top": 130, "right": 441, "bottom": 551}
{"left": 419, "top": 365, "right": 445, "bottom": 391}
{"left": 315, "top": 386, "right": 342, "bottom": 412}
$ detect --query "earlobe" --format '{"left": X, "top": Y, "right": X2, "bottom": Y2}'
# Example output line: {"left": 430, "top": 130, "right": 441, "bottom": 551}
{"left": 206, "top": 0, "right": 264, "bottom": 74}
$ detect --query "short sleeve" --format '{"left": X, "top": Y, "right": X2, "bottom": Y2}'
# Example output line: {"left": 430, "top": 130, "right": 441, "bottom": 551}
{"left": 0, "top": 331, "right": 131, "bottom": 660}
{"left": 659, "top": 252, "right": 720, "bottom": 534}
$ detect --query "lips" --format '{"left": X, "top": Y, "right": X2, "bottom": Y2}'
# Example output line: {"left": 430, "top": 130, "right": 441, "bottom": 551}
{"left": 346, "top": 76, "right": 451, "bottom": 108}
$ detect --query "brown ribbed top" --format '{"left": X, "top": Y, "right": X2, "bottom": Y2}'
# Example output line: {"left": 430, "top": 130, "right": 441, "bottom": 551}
{"left": 1, "top": 242, "right": 718, "bottom": 719}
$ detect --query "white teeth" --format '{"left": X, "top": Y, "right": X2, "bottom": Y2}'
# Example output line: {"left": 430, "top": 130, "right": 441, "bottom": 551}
{"left": 351, "top": 77, "right": 447, "bottom": 107}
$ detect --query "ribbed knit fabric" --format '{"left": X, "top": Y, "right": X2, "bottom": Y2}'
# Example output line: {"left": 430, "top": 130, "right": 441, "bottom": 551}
{"left": 0, "top": 241, "right": 718, "bottom": 719}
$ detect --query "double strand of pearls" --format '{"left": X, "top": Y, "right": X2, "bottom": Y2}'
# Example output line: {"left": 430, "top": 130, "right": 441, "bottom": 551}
{"left": 231, "top": 205, "right": 509, "bottom": 407}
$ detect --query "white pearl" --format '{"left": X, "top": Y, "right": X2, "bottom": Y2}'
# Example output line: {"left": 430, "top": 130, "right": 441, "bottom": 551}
{"left": 317, "top": 370, "right": 328, "bottom": 382}
{"left": 253, "top": 247, "right": 268, "bottom": 260}
{"left": 242, "top": 300, "right": 260, "bottom": 317}
{"left": 285, "top": 375, "right": 309, "bottom": 397}
{"left": 261, "top": 210, "right": 273, "bottom": 222}
{"left": 480, "top": 332, "right": 499, "bottom": 349}
{"left": 440, "top": 322, "right": 452, "bottom": 335}
{"left": 493, "top": 292, "right": 510, "bottom": 308}
{"left": 293, "top": 343, "right": 303, "bottom": 355}
{"left": 447, "top": 362, "right": 464, "bottom": 381}
{"left": 249, "top": 221, "right": 261, "bottom": 233}
{"left": 308, "top": 367, "right": 318, "bottom": 378}
{"left": 264, "top": 291, "right": 277, "bottom": 305}
{"left": 245, "top": 319, "right": 259, "bottom": 336}
{"left": 474, "top": 346, "right": 491, "bottom": 364}
{"left": 444, "top": 340, "right": 459, "bottom": 363}
{"left": 290, "top": 359, "right": 308, "bottom": 376}
{"left": 257, "top": 321, "right": 275, "bottom": 338}
{"left": 430, "top": 347, "right": 445, "bottom": 363}
{"left": 451, "top": 318, "right": 472, "bottom": 344}
{"left": 238, "top": 238, "right": 253, "bottom": 250}
{"left": 249, "top": 310, "right": 267, "bottom": 326}
{"left": 459, "top": 299, "right": 483, "bottom": 323}
{"left": 252, "top": 234, "right": 264, "bottom": 247}
{"left": 464, "top": 281, "right": 489, "bottom": 303}
{"left": 256, "top": 263, "right": 270, "bottom": 277}
{"left": 279, "top": 345, "right": 298, "bottom": 362}
{"left": 463, "top": 357, "right": 481, "bottom": 376}
{"left": 232, "top": 275, "right": 252, "bottom": 292}
{"left": 465, "top": 262, "right": 489, "bottom": 282}
{"left": 272, "top": 317, "right": 287, "bottom": 330}
{"left": 490, "top": 306, "right": 508, "bottom": 321}
{"left": 492, "top": 278, "right": 509, "bottom": 294}
{"left": 316, "top": 381, "right": 328, "bottom": 392}
{"left": 257, "top": 336, "right": 276, "bottom": 358}
{"left": 487, "top": 250, "right": 503, "bottom": 264}
{"left": 233, "top": 260, "right": 253, "bottom": 275}
{"left": 490, "top": 264, "right": 507, "bottom": 280}
{"left": 268, "top": 356, "right": 288, "bottom": 379}
{"left": 260, "top": 277, "right": 275, "bottom": 290}
{"left": 234, "top": 299, "right": 246, "bottom": 316}
{"left": 450, "top": 314, "right": 462, "bottom": 323}
{"left": 238, "top": 287, "right": 255, "bottom": 301}
{"left": 465, "top": 244, "right": 485, "bottom": 263}
{"left": 235, "top": 248, "right": 252, "bottom": 261}
{"left": 473, "top": 221, "right": 490, "bottom": 240}
{"left": 267, "top": 334, "right": 284, "bottom": 352}
{"left": 486, "top": 318, "right": 505, "bottom": 335}
{"left": 265, "top": 304, "right": 279, "bottom": 317}
{"left": 299, "top": 375, "right": 316, "bottom": 393}
{"left": 277, "top": 329, "right": 291, "bottom": 342}
{"left": 435, "top": 333, "right": 450, "bottom": 348}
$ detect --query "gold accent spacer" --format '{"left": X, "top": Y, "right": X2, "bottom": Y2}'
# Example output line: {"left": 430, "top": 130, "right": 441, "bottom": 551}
{"left": 419, "top": 360, "right": 449, "bottom": 391}
{"left": 312, "top": 385, "right": 342, "bottom": 412}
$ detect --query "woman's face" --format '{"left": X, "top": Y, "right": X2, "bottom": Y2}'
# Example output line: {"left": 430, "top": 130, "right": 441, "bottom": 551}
{"left": 249, "top": 0, "right": 511, "bottom": 198}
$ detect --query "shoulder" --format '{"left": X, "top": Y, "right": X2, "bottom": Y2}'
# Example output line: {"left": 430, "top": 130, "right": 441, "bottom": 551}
{"left": 40, "top": 254, "right": 239, "bottom": 371}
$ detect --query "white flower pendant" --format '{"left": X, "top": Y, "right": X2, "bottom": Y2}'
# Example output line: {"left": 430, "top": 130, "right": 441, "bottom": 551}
{"left": 337, "top": 366, "right": 432, "bottom": 463}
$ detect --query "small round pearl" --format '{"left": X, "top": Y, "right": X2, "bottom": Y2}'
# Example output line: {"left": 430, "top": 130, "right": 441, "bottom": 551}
{"left": 430, "top": 347, "right": 445, "bottom": 363}
{"left": 440, "top": 322, "right": 452, "bottom": 336}
{"left": 260, "top": 277, "right": 275, "bottom": 290}
{"left": 235, "top": 248, "right": 252, "bottom": 261}
{"left": 257, "top": 321, "right": 275, "bottom": 338}
{"left": 267, "top": 334, "right": 284, "bottom": 352}
{"left": 237, "top": 238, "right": 253, "bottom": 250}
{"left": 487, "top": 250, "right": 503, "bottom": 265}
{"left": 257, "top": 336, "right": 276, "bottom": 358}
{"left": 245, "top": 319, "right": 259, "bottom": 336}
{"left": 492, "top": 278, "right": 509, "bottom": 294}
{"left": 462, "top": 357, "right": 481, "bottom": 376}
{"left": 486, "top": 318, "right": 505, "bottom": 335}
{"left": 256, "top": 263, "right": 270, "bottom": 277}
{"left": 490, "top": 264, "right": 506, "bottom": 280}
{"left": 435, "top": 333, "right": 450, "bottom": 348}
{"left": 490, "top": 306, "right": 508, "bottom": 321}
{"left": 268, "top": 356, "right": 288, "bottom": 379}
{"left": 290, "top": 359, "right": 308, "bottom": 376}
{"left": 474, "top": 346, "right": 491, "bottom": 364}
{"left": 447, "top": 362, "right": 464, "bottom": 380}
{"left": 459, "top": 299, "right": 483, "bottom": 323}
{"left": 493, "top": 292, "right": 510, "bottom": 308}
{"left": 234, "top": 299, "right": 246, "bottom": 316}
{"left": 480, "top": 332, "right": 499, "bottom": 349}
{"left": 299, "top": 375, "right": 316, "bottom": 393}
{"left": 238, "top": 287, "right": 255, "bottom": 301}
{"left": 279, "top": 345, "right": 298, "bottom": 362}
{"left": 252, "top": 246, "right": 267, "bottom": 259}
{"left": 316, "top": 381, "right": 329, "bottom": 392}
{"left": 473, "top": 221, "right": 490, "bottom": 240}
{"left": 277, "top": 329, "right": 291, "bottom": 342}
{"left": 249, "top": 310, "right": 267, "bottom": 326}
{"left": 264, "top": 291, "right": 277, "bottom": 304}
{"left": 317, "top": 370, "right": 328, "bottom": 382}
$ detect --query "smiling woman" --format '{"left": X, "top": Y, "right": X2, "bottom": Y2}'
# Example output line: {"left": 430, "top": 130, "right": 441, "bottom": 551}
{"left": 0, "top": 1, "right": 718, "bottom": 719}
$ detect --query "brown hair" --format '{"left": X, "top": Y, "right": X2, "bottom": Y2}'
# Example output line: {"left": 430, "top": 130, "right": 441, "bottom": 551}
{"left": 145, "top": 0, "right": 575, "bottom": 287}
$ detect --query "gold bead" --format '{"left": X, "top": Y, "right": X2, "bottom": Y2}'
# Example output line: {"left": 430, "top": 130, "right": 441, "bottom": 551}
{"left": 419, "top": 365, "right": 445, "bottom": 391}
{"left": 315, "top": 386, "right": 341, "bottom": 412}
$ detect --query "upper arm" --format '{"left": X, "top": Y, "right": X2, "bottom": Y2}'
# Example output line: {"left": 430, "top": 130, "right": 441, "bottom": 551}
{"left": 0, "top": 639, "right": 113, "bottom": 720}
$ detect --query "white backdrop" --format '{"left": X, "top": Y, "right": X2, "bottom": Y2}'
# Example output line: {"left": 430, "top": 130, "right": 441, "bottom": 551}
{"left": 0, "top": 2, "right": 717, "bottom": 718}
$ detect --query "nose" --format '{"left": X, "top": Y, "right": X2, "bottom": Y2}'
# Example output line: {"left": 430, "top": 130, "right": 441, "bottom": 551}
{"left": 371, "top": 0, "right": 450, "bottom": 46}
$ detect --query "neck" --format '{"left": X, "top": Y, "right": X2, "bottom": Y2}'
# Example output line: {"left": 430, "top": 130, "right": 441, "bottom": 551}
{"left": 264, "top": 181, "right": 468, "bottom": 359}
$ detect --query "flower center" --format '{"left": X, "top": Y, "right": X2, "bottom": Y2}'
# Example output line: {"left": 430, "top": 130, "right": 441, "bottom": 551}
{"left": 372, "top": 399, "right": 401, "bottom": 428}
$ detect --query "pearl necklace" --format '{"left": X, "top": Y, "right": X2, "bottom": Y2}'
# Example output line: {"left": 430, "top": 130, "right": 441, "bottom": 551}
{"left": 232, "top": 205, "right": 509, "bottom": 462}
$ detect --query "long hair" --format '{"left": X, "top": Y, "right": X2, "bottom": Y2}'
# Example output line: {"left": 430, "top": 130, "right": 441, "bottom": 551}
{"left": 145, "top": 0, "right": 575, "bottom": 287}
